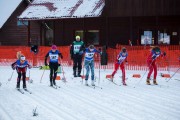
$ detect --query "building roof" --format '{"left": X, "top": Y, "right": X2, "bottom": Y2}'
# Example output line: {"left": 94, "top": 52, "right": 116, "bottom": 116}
{"left": 0, "top": 0, "right": 22, "bottom": 28}
{"left": 18, "top": 0, "right": 105, "bottom": 20}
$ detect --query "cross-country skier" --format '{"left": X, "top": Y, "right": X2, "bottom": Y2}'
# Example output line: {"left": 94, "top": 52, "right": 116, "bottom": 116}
{"left": 70, "top": 35, "right": 85, "bottom": 77}
{"left": 45, "top": 45, "right": 63, "bottom": 86}
{"left": 111, "top": 47, "right": 128, "bottom": 86}
{"left": 11, "top": 55, "right": 32, "bottom": 89}
{"left": 146, "top": 46, "right": 166, "bottom": 85}
{"left": 83, "top": 45, "right": 101, "bottom": 86}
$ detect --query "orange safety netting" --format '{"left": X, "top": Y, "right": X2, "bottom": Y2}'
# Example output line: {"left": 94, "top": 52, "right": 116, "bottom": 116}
{"left": 0, "top": 45, "right": 179, "bottom": 71}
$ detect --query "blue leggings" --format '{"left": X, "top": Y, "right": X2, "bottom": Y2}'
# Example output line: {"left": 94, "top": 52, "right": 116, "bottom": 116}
{"left": 84, "top": 60, "right": 94, "bottom": 80}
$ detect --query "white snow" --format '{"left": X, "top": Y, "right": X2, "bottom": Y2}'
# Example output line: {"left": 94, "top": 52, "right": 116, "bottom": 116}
{"left": 0, "top": 66, "right": 180, "bottom": 120}
{"left": 19, "top": 0, "right": 105, "bottom": 20}
{"left": 0, "top": 0, "right": 22, "bottom": 28}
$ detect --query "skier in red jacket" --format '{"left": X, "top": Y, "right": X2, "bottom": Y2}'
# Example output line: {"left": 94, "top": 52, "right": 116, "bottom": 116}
{"left": 111, "top": 47, "right": 128, "bottom": 86}
{"left": 146, "top": 46, "right": 166, "bottom": 85}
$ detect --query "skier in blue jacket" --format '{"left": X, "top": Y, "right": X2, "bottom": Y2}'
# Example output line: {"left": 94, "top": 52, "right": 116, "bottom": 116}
{"left": 83, "top": 45, "right": 101, "bottom": 86}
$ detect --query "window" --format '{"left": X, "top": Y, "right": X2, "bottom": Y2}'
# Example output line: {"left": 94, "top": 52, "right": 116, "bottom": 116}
{"left": 86, "top": 30, "right": 99, "bottom": 45}
{"left": 17, "top": 20, "right": 28, "bottom": 26}
{"left": 158, "top": 31, "right": 170, "bottom": 45}
{"left": 141, "top": 31, "right": 153, "bottom": 45}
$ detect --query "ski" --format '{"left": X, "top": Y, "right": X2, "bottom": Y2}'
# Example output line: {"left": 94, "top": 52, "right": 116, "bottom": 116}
{"left": 174, "top": 79, "right": 180, "bottom": 81}
{"left": 106, "top": 78, "right": 121, "bottom": 86}
{"left": 17, "top": 88, "right": 24, "bottom": 94}
{"left": 49, "top": 85, "right": 58, "bottom": 89}
{"left": 23, "top": 88, "right": 32, "bottom": 94}
{"left": 85, "top": 84, "right": 102, "bottom": 89}
{"left": 54, "top": 85, "right": 61, "bottom": 88}
{"left": 85, "top": 84, "right": 95, "bottom": 89}
{"left": 94, "top": 85, "right": 103, "bottom": 89}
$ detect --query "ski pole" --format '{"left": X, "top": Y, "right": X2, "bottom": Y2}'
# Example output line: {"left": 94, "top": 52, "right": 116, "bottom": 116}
{"left": 7, "top": 70, "right": 14, "bottom": 84}
{"left": 28, "top": 69, "right": 33, "bottom": 83}
{"left": 166, "top": 67, "right": 180, "bottom": 82}
{"left": 82, "top": 63, "right": 84, "bottom": 85}
{"left": 134, "top": 60, "right": 154, "bottom": 88}
{"left": 60, "top": 59, "right": 66, "bottom": 83}
{"left": 40, "top": 69, "right": 45, "bottom": 83}
{"left": 98, "top": 54, "right": 101, "bottom": 86}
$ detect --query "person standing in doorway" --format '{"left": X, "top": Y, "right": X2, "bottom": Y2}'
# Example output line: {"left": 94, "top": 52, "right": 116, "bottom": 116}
{"left": 70, "top": 35, "right": 85, "bottom": 77}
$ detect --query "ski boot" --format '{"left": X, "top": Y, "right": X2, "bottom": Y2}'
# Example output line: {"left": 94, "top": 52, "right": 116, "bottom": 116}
{"left": 73, "top": 71, "right": 77, "bottom": 77}
{"left": 122, "top": 81, "right": 127, "bottom": 86}
{"left": 85, "top": 80, "right": 88, "bottom": 86}
{"left": 23, "top": 84, "right": 27, "bottom": 89}
{"left": 146, "top": 78, "right": 151, "bottom": 85}
{"left": 91, "top": 80, "right": 95, "bottom": 86}
{"left": 16, "top": 83, "right": 20, "bottom": 89}
{"left": 153, "top": 79, "right": 158, "bottom": 85}
{"left": 77, "top": 71, "right": 82, "bottom": 77}
{"left": 50, "top": 81, "right": 53, "bottom": 87}
{"left": 53, "top": 80, "right": 56, "bottom": 86}
{"left": 110, "top": 75, "right": 114, "bottom": 82}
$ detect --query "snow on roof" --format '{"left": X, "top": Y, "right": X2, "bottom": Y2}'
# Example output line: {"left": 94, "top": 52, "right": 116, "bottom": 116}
{"left": 0, "top": 0, "right": 22, "bottom": 28}
{"left": 18, "top": 0, "right": 105, "bottom": 20}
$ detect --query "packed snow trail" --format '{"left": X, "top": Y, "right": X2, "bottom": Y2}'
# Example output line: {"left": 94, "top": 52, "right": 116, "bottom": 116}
{"left": 0, "top": 66, "right": 180, "bottom": 120}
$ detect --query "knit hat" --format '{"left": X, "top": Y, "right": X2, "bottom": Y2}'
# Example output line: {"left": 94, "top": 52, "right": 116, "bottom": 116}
{"left": 51, "top": 45, "right": 57, "bottom": 50}
{"left": 76, "top": 36, "right": 80, "bottom": 39}
{"left": 153, "top": 46, "right": 160, "bottom": 52}
{"left": 122, "top": 47, "right": 126, "bottom": 53}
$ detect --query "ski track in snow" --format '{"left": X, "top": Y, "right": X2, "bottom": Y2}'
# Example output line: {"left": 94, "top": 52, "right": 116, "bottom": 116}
{"left": 0, "top": 67, "right": 180, "bottom": 120}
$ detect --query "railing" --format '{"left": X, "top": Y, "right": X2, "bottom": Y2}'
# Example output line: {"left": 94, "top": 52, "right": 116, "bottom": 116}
{"left": 0, "top": 45, "right": 179, "bottom": 72}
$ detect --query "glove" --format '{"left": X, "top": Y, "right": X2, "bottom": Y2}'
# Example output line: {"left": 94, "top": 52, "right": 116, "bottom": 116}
{"left": 12, "top": 66, "right": 16, "bottom": 70}
{"left": 79, "top": 51, "right": 83, "bottom": 55}
{"left": 152, "top": 56, "right": 156, "bottom": 59}
{"left": 117, "top": 60, "right": 121, "bottom": 64}
{"left": 163, "top": 52, "right": 166, "bottom": 56}
{"left": 45, "top": 62, "right": 48, "bottom": 66}
{"left": 11, "top": 64, "right": 16, "bottom": 70}
{"left": 28, "top": 65, "right": 32, "bottom": 69}
{"left": 58, "top": 64, "right": 61, "bottom": 66}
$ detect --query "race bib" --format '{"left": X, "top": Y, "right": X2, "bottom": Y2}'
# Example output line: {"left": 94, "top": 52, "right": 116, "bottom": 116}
{"left": 85, "top": 53, "right": 95, "bottom": 58}
{"left": 74, "top": 45, "right": 81, "bottom": 52}
{"left": 118, "top": 56, "right": 126, "bottom": 63}
{"left": 49, "top": 54, "right": 58, "bottom": 60}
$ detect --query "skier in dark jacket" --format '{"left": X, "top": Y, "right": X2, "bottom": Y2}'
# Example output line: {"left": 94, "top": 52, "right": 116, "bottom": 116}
{"left": 70, "top": 35, "right": 85, "bottom": 77}
{"left": 45, "top": 45, "right": 63, "bottom": 86}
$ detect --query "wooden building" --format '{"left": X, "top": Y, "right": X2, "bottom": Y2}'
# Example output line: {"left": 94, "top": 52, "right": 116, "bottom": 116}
{"left": 0, "top": 0, "right": 180, "bottom": 47}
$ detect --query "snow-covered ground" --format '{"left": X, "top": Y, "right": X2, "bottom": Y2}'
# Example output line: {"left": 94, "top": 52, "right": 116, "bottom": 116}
{"left": 0, "top": 66, "right": 180, "bottom": 120}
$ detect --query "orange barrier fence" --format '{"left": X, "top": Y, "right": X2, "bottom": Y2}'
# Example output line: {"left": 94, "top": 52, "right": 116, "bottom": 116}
{"left": 0, "top": 46, "right": 179, "bottom": 72}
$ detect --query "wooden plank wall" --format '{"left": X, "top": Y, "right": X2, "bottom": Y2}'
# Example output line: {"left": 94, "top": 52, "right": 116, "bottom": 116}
{"left": 105, "top": 0, "right": 180, "bottom": 16}
{"left": 0, "top": 2, "right": 41, "bottom": 46}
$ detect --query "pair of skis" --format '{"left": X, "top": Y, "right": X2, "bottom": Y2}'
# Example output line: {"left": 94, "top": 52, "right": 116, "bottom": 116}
{"left": 106, "top": 76, "right": 128, "bottom": 86}
{"left": 49, "top": 85, "right": 61, "bottom": 89}
{"left": 85, "top": 84, "right": 103, "bottom": 89}
{"left": 17, "top": 88, "right": 32, "bottom": 94}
